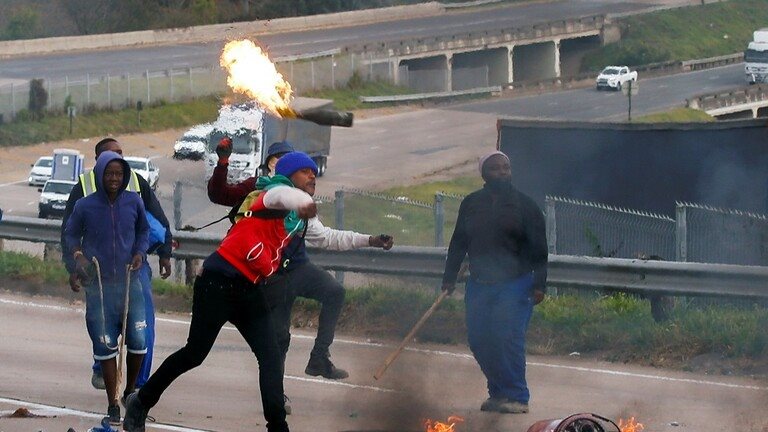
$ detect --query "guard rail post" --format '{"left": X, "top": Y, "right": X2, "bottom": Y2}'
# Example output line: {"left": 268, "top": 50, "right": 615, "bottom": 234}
{"left": 334, "top": 189, "right": 345, "bottom": 283}
{"left": 545, "top": 197, "right": 557, "bottom": 295}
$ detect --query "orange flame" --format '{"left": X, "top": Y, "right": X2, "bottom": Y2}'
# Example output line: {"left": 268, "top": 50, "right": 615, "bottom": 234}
{"left": 424, "top": 415, "right": 464, "bottom": 432}
{"left": 618, "top": 417, "right": 644, "bottom": 432}
{"left": 219, "top": 39, "right": 293, "bottom": 117}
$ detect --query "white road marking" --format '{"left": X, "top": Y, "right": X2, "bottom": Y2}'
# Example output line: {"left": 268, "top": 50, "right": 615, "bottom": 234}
{"left": 0, "top": 180, "right": 26, "bottom": 188}
{"left": 0, "top": 396, "right": 209, "bottom": 432}
{"left": 2, "top": 298, "right": 766, "bottom": 392}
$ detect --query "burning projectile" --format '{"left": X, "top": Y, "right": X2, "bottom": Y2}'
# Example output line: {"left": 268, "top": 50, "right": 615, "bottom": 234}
{"left": 220, "top": 39, "right": 353, "bottom": 127}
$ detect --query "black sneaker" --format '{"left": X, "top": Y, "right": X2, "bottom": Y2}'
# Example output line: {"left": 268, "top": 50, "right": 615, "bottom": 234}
{"left": 122, "top": 392, "right": 149, "bottom": 432}
{"left": 305, "top": 355, "right": 349, "bottom": 380}
{"left": 107, "top": 404, "right": 121, "bottom": 426}
{"left": 91, "top": 370, "right": 106, "bottom": 390}
{"left": 284, "top": 394, "right": 291, "bottom": 415}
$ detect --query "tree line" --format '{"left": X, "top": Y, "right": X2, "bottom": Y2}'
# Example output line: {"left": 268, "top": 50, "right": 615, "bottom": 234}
{"left": 1, "top": 0, "right": 431, "bottom": 41}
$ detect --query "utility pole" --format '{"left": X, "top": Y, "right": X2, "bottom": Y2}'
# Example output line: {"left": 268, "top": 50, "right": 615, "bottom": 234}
{"left": 622, "top": 80, "right": 639, "bottom": 122}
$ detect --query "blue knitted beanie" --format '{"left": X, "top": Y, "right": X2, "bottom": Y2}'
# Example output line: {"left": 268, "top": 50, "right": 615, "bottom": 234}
{"left": 275, "top": 152, "right": 318, "bottom": 178}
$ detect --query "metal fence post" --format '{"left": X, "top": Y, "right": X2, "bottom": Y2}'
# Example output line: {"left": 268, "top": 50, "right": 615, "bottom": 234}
{"left": 106, "top": 74, "right": 111, "bottom": 108}
{"left": 675, "top": 204, "right": 687, "bottom": 262}
{"left": 169, "top": 68, "right": 174, "bottom": 101}
{"left": 335, "top": 189, "right": 345, "bottom": 230}
{"left": 545, "top": 197, "right": 558, "bottom": 295}
{"left": 434, "top": 192, "right": 444, "bottom": 247}
{"left": 188, "top": 67, "right": 193, "bottom": 94}
{"left": 127, "top": 72, "right": 132, "bottom": 105}
{"left": 311, "top": 60, "right": 316, "bottom": 89}
{"left": 331, "top": 54, "right": 336, "bottom": 89}
{"left": 173, "top": 181, "right": 183, "bottom": 283}
{"left": 545, "top": 197, "right": 557, "bottom": 255}
{"left": 334, "top": 189, "right": 345, "bottom": 283}
{"left": 146, "top": 69, "right": 151, "bottom": 104}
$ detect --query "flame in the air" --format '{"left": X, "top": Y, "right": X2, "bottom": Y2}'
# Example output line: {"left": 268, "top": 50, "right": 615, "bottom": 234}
{"left": 219, "top": 39, "right": 293, "bottom": 117}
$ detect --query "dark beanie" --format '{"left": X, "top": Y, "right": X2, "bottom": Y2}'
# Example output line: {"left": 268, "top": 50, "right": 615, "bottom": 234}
{"left": 275, "top": 152, "right": 318, "bottom": 178}
{"left": 266, "top": 140, "right": 295, "bottom": 158}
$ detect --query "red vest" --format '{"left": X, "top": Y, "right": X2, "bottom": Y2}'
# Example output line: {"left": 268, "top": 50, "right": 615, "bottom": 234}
{"left": 216, "top": 192, "right": 292, "bottom": 283}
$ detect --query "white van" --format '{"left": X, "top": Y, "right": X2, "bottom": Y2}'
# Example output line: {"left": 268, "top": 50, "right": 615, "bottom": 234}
{"left": 28, "top": 156, "right": 53, "bottom": 186}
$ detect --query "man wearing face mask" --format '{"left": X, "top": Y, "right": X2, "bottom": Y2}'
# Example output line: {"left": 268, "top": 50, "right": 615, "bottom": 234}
{"left": 441, "top": 151, "right": 548, "bottom": 415}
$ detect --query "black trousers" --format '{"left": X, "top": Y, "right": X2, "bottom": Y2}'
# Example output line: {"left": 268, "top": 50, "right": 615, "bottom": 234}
{"left": 138, "top": 270, "right": 288, "bottom": 432}
{"left": 263, "top": 262, "right": 345, "bottom": 368}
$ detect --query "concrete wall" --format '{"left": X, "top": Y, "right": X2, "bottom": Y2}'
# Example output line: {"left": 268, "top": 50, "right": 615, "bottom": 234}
{"left": 497, "top": 118, "right": 768, "bottom": 214}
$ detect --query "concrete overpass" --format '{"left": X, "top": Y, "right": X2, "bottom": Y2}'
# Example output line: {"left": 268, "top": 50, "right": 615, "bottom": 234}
{"left": 345, "top": 15, "right": 612, "bottom": 92}
{"left": 687, "top": 85, "right": 768, "bottom": 119}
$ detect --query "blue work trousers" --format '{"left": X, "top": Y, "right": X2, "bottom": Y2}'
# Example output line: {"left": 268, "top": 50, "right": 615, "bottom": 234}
{"left": 465, "top": 273, "right": 534, "bottom": 404}
{"left": 93, "top": 263, "right": 155, "bottom": 387}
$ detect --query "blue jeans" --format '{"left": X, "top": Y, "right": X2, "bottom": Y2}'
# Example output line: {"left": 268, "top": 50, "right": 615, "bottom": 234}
{"left": 93, "top": 263, "right": 154, "bottom": 386}
{"left": 465, "top": 273, "right": 534, "bottom": 404}
{"left": 85, "top": 275, "right": 146, "bottom": 360}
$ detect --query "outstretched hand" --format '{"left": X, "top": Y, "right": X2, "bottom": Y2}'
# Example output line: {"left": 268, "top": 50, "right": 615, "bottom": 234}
{"left": 369, "top": 234, "right": 394, "bottom": 250}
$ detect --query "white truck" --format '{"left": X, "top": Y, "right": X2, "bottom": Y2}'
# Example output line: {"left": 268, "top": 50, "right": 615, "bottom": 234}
{"left": 745, "top": 28, "right": 768, "bottom": 84}
{"left": 204, "top": 97, "right": 333, "bottom": 183}
{"left": 596, "top": 66, "right": 638, "bottom": 91}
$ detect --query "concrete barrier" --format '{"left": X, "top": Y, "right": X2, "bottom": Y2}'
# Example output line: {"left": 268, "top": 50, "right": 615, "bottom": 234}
{"left": 0, "top": 2, "right": 444, "bottom": 58}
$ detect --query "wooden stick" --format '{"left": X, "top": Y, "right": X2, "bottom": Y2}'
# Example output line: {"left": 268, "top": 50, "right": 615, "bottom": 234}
{"left": 373, "top": 291, "right": 449, "bottom": 380}
{"left": 115, "top": 265, "right": 132, "bottom": 404}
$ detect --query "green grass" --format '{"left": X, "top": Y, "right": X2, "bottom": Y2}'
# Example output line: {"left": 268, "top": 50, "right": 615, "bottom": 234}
{"left": 0, "top": 97, "right": 220, "bottom": 147}
{"left": 0, "top": 78, "right": 414, "bottom": 147}
{"left": 581, "top": 0, "right": 768, "bottom": 72}
{"left": 1, "top": 250, "right": 766, "bottom": 372}
{"left": 634, "top": 108, "right": 715, "bottom": 123}
{"left": 304, "top": 79, "right": 412, "bottom": 111}
{"left": 0, "top": 250, "right": 68, "bottom": 284}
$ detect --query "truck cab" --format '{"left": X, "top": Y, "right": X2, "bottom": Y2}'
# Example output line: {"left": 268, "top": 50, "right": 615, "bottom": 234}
{"left": 745, "top": 29, "right": 768, "bottom": 84}
{"left": 596, "top": 66, "right": 638, "bottom": 91}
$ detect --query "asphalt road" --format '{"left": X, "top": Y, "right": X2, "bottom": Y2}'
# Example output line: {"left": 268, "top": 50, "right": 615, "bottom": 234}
{"left": 1, "top": 0, "right": 676, "bottom": 85}
{"left": 1, "top": 292, "right": 766, "bottom": 432}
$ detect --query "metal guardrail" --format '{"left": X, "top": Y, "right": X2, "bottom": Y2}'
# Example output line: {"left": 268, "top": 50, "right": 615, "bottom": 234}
{"left": 681, "top": 52, "right": 743, "bottom": 71}
{"left": 359, "top": 86, "right": 501, "bottom": 103}
{"left": 2, "top": 215, "right": 768, "bottom": 298}
{"left": 441, "top": 0, "right": 504, "bottom": 9}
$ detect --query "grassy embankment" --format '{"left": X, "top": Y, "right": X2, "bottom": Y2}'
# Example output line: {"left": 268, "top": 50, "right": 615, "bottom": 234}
{"left": 0, "top": 80, "right": 410, "bottom": 147}
{"left": 582, "top": 0, "right": 768, "bottom": 71}
{"left": 634, "top": 108, "right": 715, "bottom": 123}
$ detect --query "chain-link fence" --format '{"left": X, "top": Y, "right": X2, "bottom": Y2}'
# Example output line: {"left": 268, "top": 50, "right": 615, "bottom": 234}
{"left": 676, "top": 202, "right": 768, "bottom": 266}
{"left": 545, "top": 196, "right": 676, "bottom": 260}
{"left": 0, "top": 52, "right": 404, "bottom": 122}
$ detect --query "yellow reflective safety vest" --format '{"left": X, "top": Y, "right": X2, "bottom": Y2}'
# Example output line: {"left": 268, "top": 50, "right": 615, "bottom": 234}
{"left": 80, "top": 169, "right": 141, "bottom": 197}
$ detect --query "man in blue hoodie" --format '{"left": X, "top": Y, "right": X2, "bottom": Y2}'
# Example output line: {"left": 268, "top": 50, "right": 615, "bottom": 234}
{"left": 64, "top": 151, "right": 150, "bottom": 425}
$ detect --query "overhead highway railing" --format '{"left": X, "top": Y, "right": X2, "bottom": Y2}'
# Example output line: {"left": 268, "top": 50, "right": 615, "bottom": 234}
{"left": 1, "top": 215, "right": 767, "bottom": 299}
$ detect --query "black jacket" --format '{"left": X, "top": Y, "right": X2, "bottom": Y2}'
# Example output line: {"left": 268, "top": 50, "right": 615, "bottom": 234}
{"left": 442, "top": 184, "right": 548, "bottom": 292}
{"left": 61, "top": 173, "right": 172, "bottom": 274}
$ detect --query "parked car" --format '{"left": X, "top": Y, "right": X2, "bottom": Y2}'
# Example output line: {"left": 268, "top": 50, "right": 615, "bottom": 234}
{"left": 28, "top": 156, "right": 54, "bottom": 186}
{"left": 124, "top": 156, "right": 160, "bottom": 190}
{"left": 38, "top": 179, "right": 76, "bottom": 219}
{"left": 596, "top": 66, "right": 638, "bottom": 91}
{"left": 173, "top": 123, "right": 213, "bottom": 161}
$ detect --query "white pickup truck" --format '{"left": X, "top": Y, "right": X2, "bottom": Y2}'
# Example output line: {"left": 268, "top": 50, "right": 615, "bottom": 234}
{"left": 596, "top": 66, "right": 638, "bottom": 91}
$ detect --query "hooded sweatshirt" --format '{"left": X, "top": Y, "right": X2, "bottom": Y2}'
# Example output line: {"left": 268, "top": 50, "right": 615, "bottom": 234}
{"left": 64, "top": 151, "right": 149, "bottom": 284}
